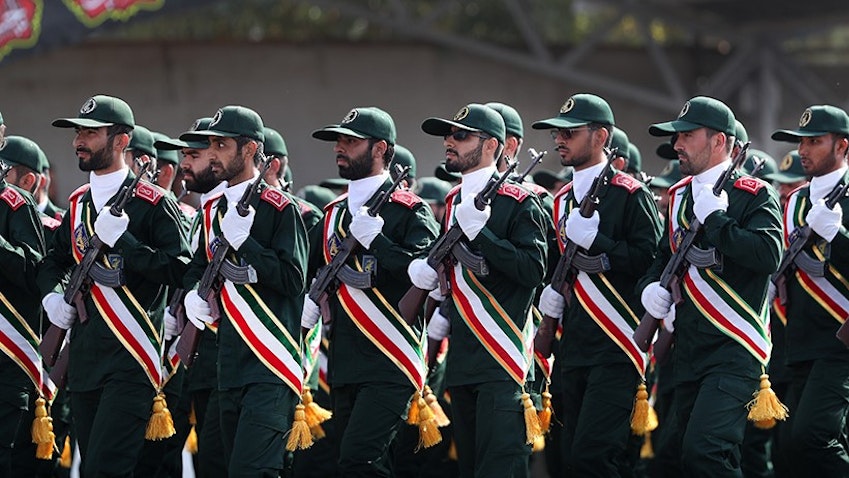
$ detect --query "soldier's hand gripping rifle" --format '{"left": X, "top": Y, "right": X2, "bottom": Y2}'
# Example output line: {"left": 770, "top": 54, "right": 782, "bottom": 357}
{"left": 176, "top": 155, "right": 272, "bottom": 367}
{"left": 633, "top": 142, "right": 750, "bottom": 357}
{"left": 41, "top": 161, "right": 152, "bottom": 373}
{"left": 307, "top": 165, "right": 411, "bottom": 326}
{"left": 534, "top": 148, "right": 616, "bottom": 358}
{"left": 397, "top": 160, "right": 519, "bottom": 326}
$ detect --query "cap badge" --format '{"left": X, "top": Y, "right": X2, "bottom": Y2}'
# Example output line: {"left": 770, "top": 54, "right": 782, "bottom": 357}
{"left": 210, "top": 109, "right": 223, "bottom": 128}
{"left": 560, "top": 97, "right": 575, "bottom": 114}
{"left": 190, "top": 119, "right": 202, "bottom": 131}
{"left": 80, "top": 98, "right": 97, "bottom": 115}
{"left": 454, "top": 106, "right": 469, "bottom": 122}
{"left": 342, "top": 109, "right": 358, "bottom": 124}
{"left": 780, "top": 153, "right": 793, "bottom": 171}
{"left": 799, "top": 109, "right": 812, "bottom": 128}
{"left": 678, "top": 101, "right": 690, "bottom": 119}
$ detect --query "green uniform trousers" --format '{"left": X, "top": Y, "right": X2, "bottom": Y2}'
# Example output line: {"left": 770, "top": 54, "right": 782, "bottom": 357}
{"left": 292, "top": 386, "right": 340, "bottom": 478}
{"left": 71, "top": 379, "right": 154, "bottom": 477}
{"left": 779, "top": 358, "right": 849, "bottom": 478}
{"left": 135, "top": 368, "right": 190, "bottom": 477}
{"left": 0, "top": 383, "right": 35, "bottom": 478}
{"left": 332, "top": 381, "right": 413, "bottom": 477}
{"left": 194, "top": 388, "right": 229, "bottom": 477}
{"left": 450, "top": 381, "right": 531, "bottom": 478}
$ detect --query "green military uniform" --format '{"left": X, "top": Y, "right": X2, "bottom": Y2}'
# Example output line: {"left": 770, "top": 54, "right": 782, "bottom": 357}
{"left": 640, "top": 97, "right": 782, "bottom": 478}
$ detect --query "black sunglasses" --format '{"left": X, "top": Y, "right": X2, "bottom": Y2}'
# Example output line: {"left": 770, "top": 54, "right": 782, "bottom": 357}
{"left": 444, "top": 130, "right": 490, "bottom": 142}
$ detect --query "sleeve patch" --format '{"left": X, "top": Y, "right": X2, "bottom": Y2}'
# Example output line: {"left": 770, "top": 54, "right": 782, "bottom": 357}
{"left": 734, "top": 177, "right": 767, "bottom": 195}
{"left": 497, "top": 183, "right": 530, "bottom": 202}
{"left": 0, "top": 187, "right": 25, "bottom": 211}
{"left": 41, "top": 214, "right": 61, "bottom": 231}
{"left": 261, "top": 187, "right": 291, "bottom": 211}
{"left": 611, "top": 173, "right": 640, "bottom": 193}
{"left": 134, "top": 182, "right": 164, "bottom": 205}
{"left": 390, "top": 189, "right": 422, "bottom": 209}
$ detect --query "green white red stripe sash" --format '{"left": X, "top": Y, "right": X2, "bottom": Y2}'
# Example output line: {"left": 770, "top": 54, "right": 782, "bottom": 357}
{"left": 0, "top": 294, "right": 55, "bottom": 400}
{"left": 199, "top": 194, "right": 225, "bottom": 333}
{"left": 221, "top": 281, "right": 304, "bottom": 395}
{"left": 161, "top": 339, "right": 180, "bottom": 386}
{"left": 318, "top": 339, "right": 330, "bottom": 394}
{"left": 302, "top": 322, "right": 321, "bottom": 379}
{"left": 668, "top": 178, "right": 694, "bottom": 253}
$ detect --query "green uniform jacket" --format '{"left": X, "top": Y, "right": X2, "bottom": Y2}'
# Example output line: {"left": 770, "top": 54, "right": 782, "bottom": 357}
{"left": 37, "top": 175, "right": 191, "bottom": 391}
{"left": 42, "top": 199, "right": 65, "bottom": 222}
{"left": 0, "top": 184, "right": 45, "bottom": 388}
{"left": 443, "top": 177, "right": 548, "bottom": 387}
{"left": 783, "top": 170, "right": 849, "bottom": 364}
{"left": 295, "top": 196, "right": 325, "bottom": 280}
{"left": 184, "top": 183, "right": 309, "bottom": 389}
{"left": 554, "top": 171, "right": 662, "bottom": 367}
{"left": 309, "top": 178, "right": 439, "bottom": 387}
{"left": 638, "top": 171, "right": 782, "bottom": 381}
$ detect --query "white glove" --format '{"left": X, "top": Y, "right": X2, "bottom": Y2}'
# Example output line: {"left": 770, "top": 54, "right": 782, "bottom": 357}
{"left": 184, "top": 290, "right": 213, "bottom": 330}
{"left": 164, "top": 310, "right": 179, "bottom": 340}
{"left": 538, "top": 285, "right": 566, "bottom": 319}
{"left": 221, "top": 202, "right": 255, "bottom": 250}
{"left": 94, "top": 208, "right": 129, "bottom": 248}
{"left": 349, "top": 206, "right": 384, "bottom": 249}
{"left": 427, "top": 308, "right": 451, "bottom": 341}
{"left": 428, "top": 288, "right": 446, "bottom": 302}
{"left": 767, "top": 281, "right": 777, "bottom": 305}
{"left": 662, "top": 306, "right": 676, "bottom": 332}
{"left": 564, "top": 210, "right": 600, "bottom": 250}
{"left": 641, "top": 281, "right": 673, "bottom": 320}
{"left": 693, "top": 184, "right": 728, "bottom": 223}
{"left": 806, "top": 199, "right": 842, "bottom": 242}
{"left": 408, "top": 258, "right": 439, "bottom": 290}
{"left": 301, "top": 295, "right": 321, "bottom": 330}
{"left": 454, "top": 196, "right": 490, "bottom": 240}
{"left": 42, "top": 293, "right": 76, "bottom": 330}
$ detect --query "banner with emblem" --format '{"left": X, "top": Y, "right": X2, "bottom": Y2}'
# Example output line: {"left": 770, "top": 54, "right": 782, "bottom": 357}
{"left": 0, "top": 1, "right": 42, "bottom": 63}
{"left": 62, "top": 0, "right": 164, "bottom": 27}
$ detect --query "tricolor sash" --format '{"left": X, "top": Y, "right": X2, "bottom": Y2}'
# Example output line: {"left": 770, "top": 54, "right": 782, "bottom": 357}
{"left": 161, "top": 338, "right": 181, "bottom": 386}
{"left": 667, "top": 178, "right": 694, "bottom": 253}
{"left": 0, "top": 294, "right": 55, "bottom": 400}
{"left": 318, "top": 339, "right": 330, "bottom": 394}
{"left": 302, "top": 322, "right": 321, "bottom": 379}
{"left": 198, "top": 194, "right": 226, "bottom": 333}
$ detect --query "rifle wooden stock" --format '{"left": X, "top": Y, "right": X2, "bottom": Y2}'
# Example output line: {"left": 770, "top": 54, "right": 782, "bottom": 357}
{"left": 40, "top": 325, "right": 66, "bottom": 368}
{"left": 48, "top": 344, "right": 69, "bottom": 389}
{"left": 534, "top": 314, "right": 558, "bottom": 358}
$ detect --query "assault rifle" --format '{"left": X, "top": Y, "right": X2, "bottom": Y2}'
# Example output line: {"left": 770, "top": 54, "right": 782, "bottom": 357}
{"left": 176, "top": 156, "right": 272, "bottom": 367}
{"left": 308, "top": 165, "right": 410, "bottom": 325}
{"left": 397, "top": 160, "right": 519, "bottom": 326}
{"left": 534, "top": 148, "right": 616, "bottom": 358}
{"left": 0, "top": 160, "right": 12, "bottom": 183}
{"left": 511, "top": 148, "right": 546, "bottom": 184}
{"left": 633, "top": 142, "right": 750, "bottom": 358}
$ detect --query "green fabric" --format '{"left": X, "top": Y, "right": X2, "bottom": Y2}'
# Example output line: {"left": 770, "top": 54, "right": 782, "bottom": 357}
{"left": 649, "top": 96, "right": 736, "bottom": 137}
{"left": 532, "top": 93, "right": 616, "bottom": 129}
{"left": 0, "top": 136, "right": 44, "bottom": 172}
{"left": 312, "top": 107, "right": 397, "bottom": 145}
{"left": 183, "top": 106, "right": 264, "bottom": 143}
{"left": 772, "top": 104, "right": 849, "bottom": 141}
{"left": 422, "top": 103, "right": 507, "bottom": 145}
{"left": 52, "top": 95, "right": 135, "bottom": 129}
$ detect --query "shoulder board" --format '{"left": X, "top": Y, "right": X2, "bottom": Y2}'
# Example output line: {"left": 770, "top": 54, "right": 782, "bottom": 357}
{"left": 524, "top": 182, "right": 550, "bottom": 198}
{"left": 41, "top": 214, "right": 61, "bottom": 231}
{"left": 0, "top": 187, "right": 25, "bottom": 211}
{"left": 390, "top": 189, "right": 423, "bottom": 209}
{"left": 68, "top": 184, "right": 90, "bottom": 201}
{"left": 299, "top": 200, "right": 314, "bottom": 216}
{"left": 134, "top": 182, "right": 164, "bottom": 205}
{"left": 610, "top": 172, "right": 641, "bottom": 194}
{"left": 497, "top": 182, "right": 531, "bottom": 202}
{"left": 553, "top": 181, "right": 573, "bottom": 201}
{"left": 734, "top": 176, "right": 768, "bottom": 195}
{"left": 260, "top": 187, "right": 291, "bottom": 211}
{"left": 668, "top": 176, "right": 693, "bottom": 194}
{"left": 323, "top": 192, "right": 348, "bottom": 213}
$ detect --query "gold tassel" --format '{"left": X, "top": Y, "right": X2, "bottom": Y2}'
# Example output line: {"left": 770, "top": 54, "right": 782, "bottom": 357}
{"left": 746, "top": 374, "right": 789, "bottom": 430}
{"left": 631, "top": 384, "right": 651, "bottom": 435}
{"left": 532, "top": 434, "right": 545, "bottom": 452}
{"left": 415, "top": 395, "right": 443, "bottom": 450}
{"left": 407, "top": 390, "right": 421, "bottom": 425}
{"left": 185, "top": 426, "right": 198, "bottom": 454}
{"left": 145, "top": 393, "right": 176, "bottom": 441}
{"left": 424, "top": 386, "right": 450, "bottom": 428}
{"left": 522, "top": 392, "right": 542, "bottom": 445}
{"left": 647, "top": 402, "right": 659, "bottom": 433}
{"left": 59, "top": 436, "right": 72, "bottom": 468}
{"left": 640, "top": 431, "right": 655, "bottom": 459}
{"left": 310, "top": 423, "right": 326, "bottom": 440}
{"left": 31, "top": 397, "right": 56, "bottom": 460}
{"left": 302, "top": 389, "right": 332, "bottom": 429}
{"left": 538, "top": 389, "right": 553, "bottom": 434}
{"left": 286, "top": 404, "right": 314, "bottom": 451}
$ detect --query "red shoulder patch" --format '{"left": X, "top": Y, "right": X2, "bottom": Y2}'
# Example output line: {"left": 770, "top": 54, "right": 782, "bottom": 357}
{"left": 610, "top": 172, "right": 641, "bottom": 193}
{"left": 134, "top": 182, "right": 164, "bottom": 205}
{"left": 260, "top": 187, "right": 291, "bottom": 211}
{"left": 497, "top": 183, "right": 530, "bottom": 202}
{"left": 41, "top": 214, "right": 61, "bottom": 231}
{"left": 0, "top": 187, "right": 25, "bottom": 211}
{"left": 734, "top": 176, "right": 767, "bottom": 195}
{"left": 68, "top": 184, "right": 90, "bottom": 201}
{"left": 390, "top": 189, "right": 422, "bottom": 209}
{"left": 524, "top": 182, "right": 550, "bottom": 198}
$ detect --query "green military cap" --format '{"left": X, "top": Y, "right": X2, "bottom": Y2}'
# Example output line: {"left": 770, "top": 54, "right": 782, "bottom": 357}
{"left": 152, "top": 132, "right": 179, "bottom": 165}
{"left": 485, "top": 102, "right": 523, "bottom": 139}
{"left": 319, "top": 177, "right": 349, "bottom": 191}
{"left": 0, "top": 110, "right": 4, "bottom": 126}
{"left": 771, "top": 105, "right": 849, "bottom": 142}
{"left": 0, "top": 136, "right": 45, "bottom": 172}
{"left": 610, "top": 127, "right": 630, "bottom": 159}
{"left": 159, "top": 117, "right": 213, "bottom": 150}
{"left": 313, "top": 107, "right": 396, "bottom": 145}
{"left": 435, "top": 163, "right": 461, "bottom": 183}
{"left": 422, "top": 103, "right": 506, "bottom": 145}
{"left": 532, "top": 93, "right": 615, "bottom": 130}
{"left": 656, "top": 140, "right": 678, "bottom": 160}
{"left": 649, "top": 96, "right": 735, "bottom": 137}
{"left": 390, "top": 144, "right": 417, "bottom": 179}
{"left": 263, "top": 127, "right": 288, "bottom": 157}
{"left": 532, "top": 167, "right": 573, "bottom": 191}
{"left": 650, "top": 160, "right": 682, "bottom": 189}
{"left": 416, "top": 177, "right": 452, "bottom": 205}
{"left": 297, "top": 185, "right": 337, "bottom": 210}
{"left": 37, "top": 149, "right": 50, "bottom": 173}
{"left": 128, "top": 125, "right": 156, "bottom": 158}
{"left": 742, "top": 149, "right": 777, "bottom": 179}
{"left": 734, "top": 119, "right": 749, "bottom": 143}
{"left": 283, "top": 165, "right": 293, "bottom": 184}
{"left": 763, "top": 150, "right": 806, "bottom": 184}
{"left": 627, "top": 143, "right": 642, "bottom": 173}
{"left": 183, "top": 106, "right": 264, "bottom": 143}
{"left": 53, "top": 94, "right": 135, "bottom": 129}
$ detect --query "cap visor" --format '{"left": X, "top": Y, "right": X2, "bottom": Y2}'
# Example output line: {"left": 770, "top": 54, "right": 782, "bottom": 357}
{"left": 650, "top": 178, "right": 674, "bottom": 189}
{"left": 435, "top": 164, "right": 461, "bottom": 182}
{"left": 52, "top": 118, "right": 114, "bottom": 128}
{"left": 421, "top": 118, "right": 478, "bottom": 137}
{"left": 770, "top": 129, "right": 826, "bottom": 143}
{"left": 656, "top": 143, "right": 679, "bottom": 160}
{"left": 648, "top": 119, "right": 703, "bottom": 137}
{"left": 763, "top": 171, "right": 807, "bottom": 184}
{"left": 531, "top": 117, "right": 590, "bottom": 130}
{"left": 319, "top": 178, "right": 350, "bottom": 189}
{"left": 311, "top": 126, "right": 368, "bottom": 142}
{"left": 155, "top": 138, "right": 208, "bottom": 150}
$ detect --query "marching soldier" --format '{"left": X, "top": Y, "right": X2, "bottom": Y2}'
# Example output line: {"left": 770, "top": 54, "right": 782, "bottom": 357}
{"left": 37, "top": 94, "right": 191, "bottom": 476}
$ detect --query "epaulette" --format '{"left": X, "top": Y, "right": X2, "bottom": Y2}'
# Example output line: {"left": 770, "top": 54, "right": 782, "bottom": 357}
{"left": 298, "top": 200, "right": 314, "bottom": 216}
{"left": 324, "top": 193, "right": 348, "bottom": 213}
{"left": 68, "top": 184, "right": 90, "bottom": 201}
{"left": 553, "top": 181, "right": 573, "bottom": 201}
{"left": 134, "top": 182, "right": 164, "bottom": 205}
{"left": 390, "top": 189, "right": 423, "bottom": 209}
{"left": 0, "top": 187, "right": 25, "bottom": 211}
{"left": 497, "top": 182, "right": 531, "bottom": 202}
{"left": 41, "top": 214, "right": 61, "bottom": 231}
{"left": 734, "top": 176, "right": 768, "bottom": 195}
{"left": 668, "top": 176, "right": 693, "bottom": 194}
{"left": 260, "top": 186, "right": 291, "bottom": 211}
{"left": 524, "top": 182, "right": 550, "bottom": 198}
{"left": 610, "top": 172, "right": 641, "bottom": 194}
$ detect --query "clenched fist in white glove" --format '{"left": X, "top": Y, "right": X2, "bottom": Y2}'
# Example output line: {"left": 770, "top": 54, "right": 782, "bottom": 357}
{"left": 349, "top": 206, "right": 384, "bottom": 249}
{"left": 164, "top": 310, "right": 179, "bottom": 340}
{"left": 94, "top": 208, "right": 129, "bottom": 248}
{"left": 538, "top": 285, "right": 566, "bottom": 319}
{"left": 300, "top": 295, "right": 321, "bottom": 330}
{"left": 427, "top": 308, "right": 451, "bottom": 341}
{"left": 565, "top": 210, "right": 600, "bottom": 250}
{"left": 806, "top": 199, "right": 843, "bottom": 242}
{"left": 184, "top": 290, "right": 213, "bottom": 330}
{"left": 221, "top": 202, "right": 255, "bottom": 250}
{"left": 42, "top": 293, "right": 77, "bottom": 330}
{"left": 641, "top": 281, "right": 673, "bottom": 319}
{"left": 454, "top": 196, "right": 490, "bottom": 241}
{"left": 693, "top": 184, "right": 728, "bottom": 223}
{"left": 408, "top": 258, "right": 439, "bottom": 290}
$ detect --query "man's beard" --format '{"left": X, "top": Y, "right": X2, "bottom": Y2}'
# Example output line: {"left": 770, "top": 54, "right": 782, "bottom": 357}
{"left": 77, "top": 139, "right": 114, "bottom": 172}
{"left": 446, "top": 142, "right": 484, "bottom": 173}
{"left": 338, "top": 147, "right": 374, "bottom": 180}
{"left": 184, "top": 165, "right": 219, "bottom": 194}
{"left": 214, "top": 150, "right": 247, "bottom": 183}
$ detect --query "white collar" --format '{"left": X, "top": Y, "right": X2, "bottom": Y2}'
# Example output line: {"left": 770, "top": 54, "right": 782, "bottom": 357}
{"left": 690, "top": 160, "right": 731, "bottom": 193}
{"left": 199, "top": 181, "right": 228, "bottom": 208}
{"left": 37, "top": 198, "right": 48, "bottom": 213}
{"left": 461, "top": 166, "right": 497, "bottom": 202}
{"left": 809, "top": 166, "right": 848, "bottom": 203}
{"left": 89, "top": 167, "right": 129, "bottom": 212}
{"left": 348, "top": 172, "right": 389, "bottom": 214}
{"left": 571, "top": 161, "right": 607, "bottom": 203}
{"left": 223, "top": 173, "right": 260, "bottom": 204}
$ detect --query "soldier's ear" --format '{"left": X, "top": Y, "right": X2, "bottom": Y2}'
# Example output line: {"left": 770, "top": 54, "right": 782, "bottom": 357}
{"left": 371, "top": 140, "right": 387, "bottom": 160}
{"left": 243, "top": 140, "right": 258, "bottom": 161}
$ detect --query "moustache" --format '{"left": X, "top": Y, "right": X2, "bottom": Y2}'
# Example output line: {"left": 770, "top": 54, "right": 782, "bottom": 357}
{"left": 76, "top": 148, "right": 91, "bottom": 155}
{"left": 336, "top": 154, "right": 350, "bottom": 161}
{"left": 445, "top": 148, "right": 459, "bottom": 156}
